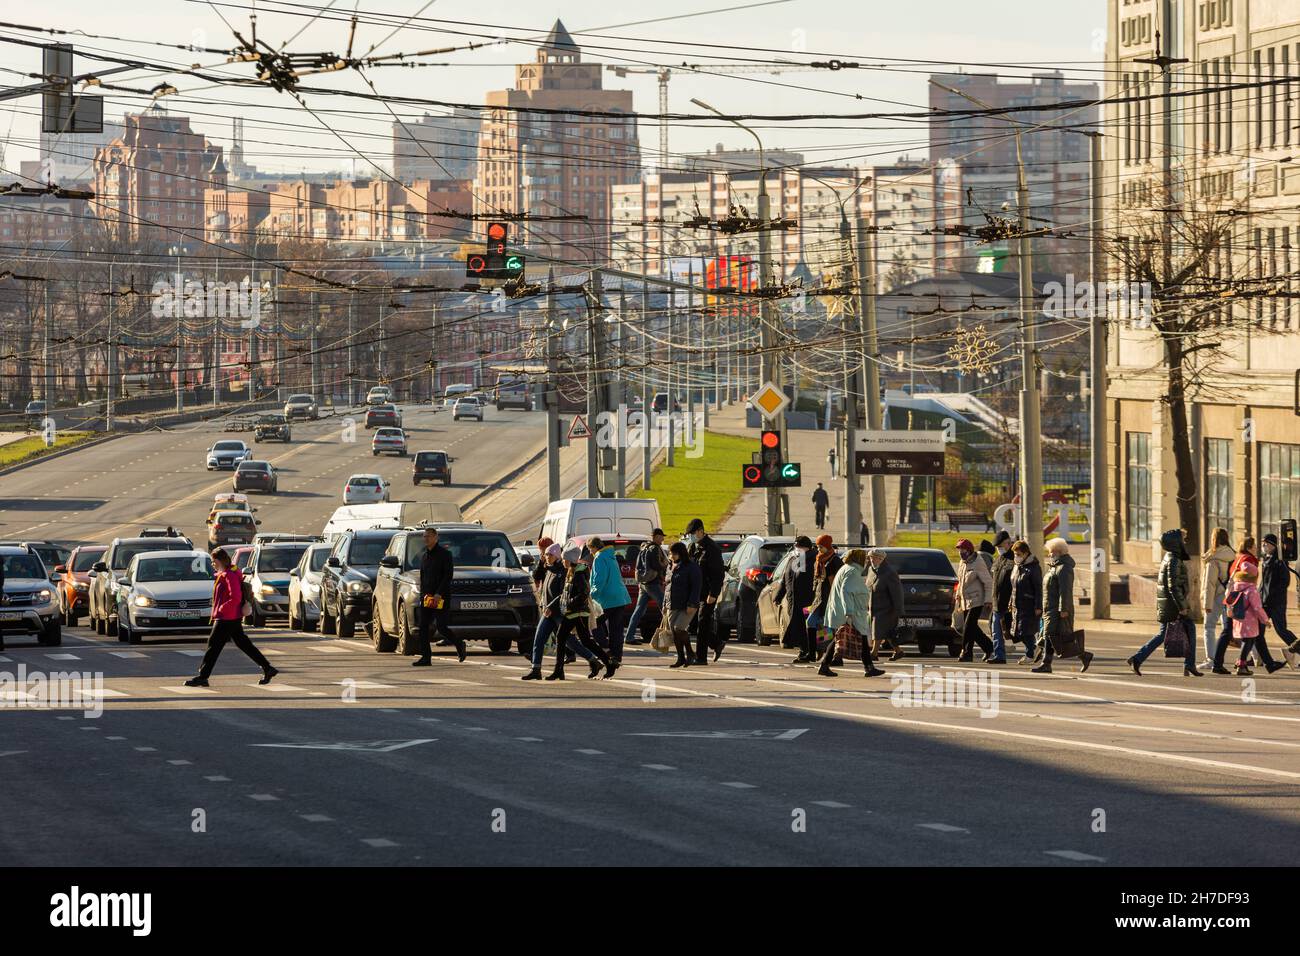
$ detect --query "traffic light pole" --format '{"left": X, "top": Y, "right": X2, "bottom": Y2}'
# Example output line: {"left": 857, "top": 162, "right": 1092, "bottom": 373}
{"left": 857, "top": 214, "right": 887, "bottom": 549}
{"left": 546, "top": 268, "right": 561, "bottom": 502}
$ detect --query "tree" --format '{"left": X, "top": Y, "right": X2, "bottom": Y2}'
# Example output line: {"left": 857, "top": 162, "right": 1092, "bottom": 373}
{"left": 884, "top": 250, "right": 918, "bottom": 292}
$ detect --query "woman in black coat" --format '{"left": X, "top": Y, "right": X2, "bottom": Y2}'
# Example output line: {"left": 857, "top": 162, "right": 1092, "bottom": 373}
{"left": 1008, "top": 541, "right": 1043, "bottom": 664}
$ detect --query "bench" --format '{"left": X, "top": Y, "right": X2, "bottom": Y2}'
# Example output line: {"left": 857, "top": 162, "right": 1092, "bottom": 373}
{"left": 947, "top": 511, "right": 995, "bottom": 533}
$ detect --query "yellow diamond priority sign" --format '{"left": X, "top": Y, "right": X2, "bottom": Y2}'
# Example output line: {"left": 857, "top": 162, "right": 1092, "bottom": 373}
{"left": 748, "top": 381, "right": 790, "bottom": 420}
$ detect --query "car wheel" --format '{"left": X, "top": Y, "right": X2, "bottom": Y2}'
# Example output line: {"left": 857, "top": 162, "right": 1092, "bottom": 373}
{"left": 106, "top": 613, "right": 118, "bottom": 638}
{"left": 248, "top": 606, "right": 265, "bottom": 629}
{"left": 320, "top": 600, "right": 337, "bottom": 635}
{"left": 38, "top": 617, "right": 61, "bottom": 647}
{"left": 394, "top": 605, "right": 415, "bottom": 655}
{"left": 66, "top": 607, "right": 78, "bottom": 628}
{"left": 336, "top": 603, "right": 356, "bottom": 639}
{"left": 413, "top": 478, "right": 420, "bottom": 486}
{"left": 93, "top": 608, "right": 105, "bottom": 635}
{"left": 373, "top": 604, "right": 398, "bottom": 653}
{"left": 487, "top": 635, "right": 513, "bottom": 654}
{"left": 917, "top": 637, "right": 936, "bottom": 656}
{"left": 443, "top": 478, "right": 451, "bottom": 486}
{"left": 757, "top": 624, "right": 772, "bottom": 647}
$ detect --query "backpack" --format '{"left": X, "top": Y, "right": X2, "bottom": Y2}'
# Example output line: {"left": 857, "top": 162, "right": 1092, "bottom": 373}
{"left": 1226, "top": 590, "right": 1248, "bottom": 621}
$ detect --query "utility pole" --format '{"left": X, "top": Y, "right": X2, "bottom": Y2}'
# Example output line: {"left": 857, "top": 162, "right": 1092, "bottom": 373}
{"left": 105, "top": 262, "right": 114, "bottom": 431}
{"left": 858, "top": 211, "right": 888, "bottom": 550}
{"left": 174, "top": 259, "right": 183, "bottom": 415}
{"left": 1087, "top": 131, "right": 1110, "bottom": 618}
{"left": 377, "top": 295, "right": 387, "bottom": 384}
{"left": 429, "top": 299, "right": 438, "bottom": 403}
{"left": 1016, "top": 142, "right": 1044, "bottom": 556}
{"left": 586, "top": 269, "right": 602, "bottom": 498}
{"left": 211, "top": 258, "right": 220, "bottom": 408}
{"left": 666, "top": 287, "right": 676, "bottom": 468}
{"left": 43, "top": 282, "right": 53, "bottom": 404}
{"left": 641, "top": 275, "right": 653, "bottom": 491}
{"left": 309, "top": 290, "right": 319, "bottom": 399}
{"left": 273, "top": 277, "right": 283, "bottom": 403}
{"left": 348, "top": 292, "right": 357, "bottom": 406}
{"left": 840, "top": 212, "right": 861, "bottom": 546}
{"left": 615, "top": 289, "right": 627, "bottom": 497}
{"left": 545, "top": 269, "right": 561, "bottom": 501}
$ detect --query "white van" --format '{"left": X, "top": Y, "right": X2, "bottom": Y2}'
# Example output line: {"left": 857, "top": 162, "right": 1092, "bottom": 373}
{"left": 443, "top": 383, "right": 474, "bottom": 400}
{"left": 324, "top": 501, "right": 466, "bottom": 537}
{"left": 539, "top": 498, "right": 661, "bottom": 544}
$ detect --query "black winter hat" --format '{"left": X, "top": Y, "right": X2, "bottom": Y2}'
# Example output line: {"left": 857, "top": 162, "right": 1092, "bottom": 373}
{"left": 1264, "top": 533, "right": 1279, "bottom": 546}
{"left": 993, "top": 530, "right": 1010, "bottom": 547}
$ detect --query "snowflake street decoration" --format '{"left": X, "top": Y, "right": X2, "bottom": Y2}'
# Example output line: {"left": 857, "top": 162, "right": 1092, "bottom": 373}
{"left": 947, "top": 322, "right": 998, "bottom": 375}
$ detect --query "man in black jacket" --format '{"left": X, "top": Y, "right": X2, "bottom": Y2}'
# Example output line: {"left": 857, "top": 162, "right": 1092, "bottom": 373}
{"left": 775, "top": 536, "right": 816, "bottom": 663}
{"left": 412, "top": 526, "right": 463, "bottom": 664}
{"left": 1260, "top": 533, "right": 1300, "bottom": 655}
{"left": 811, "top": 484, "right": 830, "bottom": 530}
{"left": 988, "top": 530, "right": 1014, "bottom": 664}
{"left": 624, "top": 528, "right": 666, "bottom": 647}
{"left": 685, "top": 518, "right": 726, "bottom": 664}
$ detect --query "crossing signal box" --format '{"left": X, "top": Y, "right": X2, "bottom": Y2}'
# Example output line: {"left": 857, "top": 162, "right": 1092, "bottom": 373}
{"left": 466, "top": 221, "right": 524, "bottom": 279}
{"left": 742, "top": 430, "right": 801, "bottom": 487}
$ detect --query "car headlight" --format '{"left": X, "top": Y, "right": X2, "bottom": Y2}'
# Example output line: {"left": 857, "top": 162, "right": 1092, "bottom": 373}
{"left": 304, "top": 582, "right": 320, "bottom": 595}
{"left": 133, "top": 594, "right": 155, "bottom": 607}
{"left": 347, "top": 581, "right": 371, "bottom": 594}
{"left": 36, "top": 588, "right": 53, "bottom": 603}
{"left": 259, "top": 583, "right": 277, "bottom": 596}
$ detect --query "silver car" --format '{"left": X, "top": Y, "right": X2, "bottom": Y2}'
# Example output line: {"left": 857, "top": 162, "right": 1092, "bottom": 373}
{"left": 115, "top": 550, "right": 214, "bottom": 645}
{"left": 206, "top": 440, "right": 252, "bottom": 470}
{"left": 288, "top": 542, "right": 331, "bottom": 631}
{"left": 452, "top": 397, "right": 483, "bottom": 422}
{"left": 283, "top": 393, "right": 319, "bottom": 420}
{"left": 343, "top": 474, "right": 388, "bottom": 504}
{"left": 246, "top": 541, "right": 312, "bottom": 627}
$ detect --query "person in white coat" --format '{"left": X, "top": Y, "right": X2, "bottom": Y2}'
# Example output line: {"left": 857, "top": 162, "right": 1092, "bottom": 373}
{"left": 954, "top": 538, "right": 995, "bottom": 662}
{"left": 1200, "top": 527, "right": 1234, "bottom": 670}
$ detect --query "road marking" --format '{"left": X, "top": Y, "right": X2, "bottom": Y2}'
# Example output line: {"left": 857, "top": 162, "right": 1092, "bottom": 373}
{"left": 248, "top": 683, "right": 306, "bottom": 693}
{"left": 248, "top": 793, "right": 279, "bottom": 801}
{"left": 76, "top": 688, "right": 130, "bottom": 698}
{"left": 1045, "top": 849, "right": 1106, "bottom": 862}
{"left": 362, "top": 838, "right": 398, "bottom": 848}
{"left": 0, "top": 656, "right": 11, "bottom": 662}
{"left": 106, "top": 736, "right": 126, "bottom": 741}
{"left": 251, "top": 739, "right": 436, "bottom": 752}
{"left": 515, "top": 736, "right": 543, "bottom": 742}
{"left": 109, "top": 651, "right": 147, "bottom": 658}
{"left": 917, "top": 823, "right": 968, "bottom": 833}
{"left": 311, "top": 646, "right": 350, "bottom": 654}
{"left": 575, "top": 748, "right": 605, "bottom": 755}
{"left": 162, "top": 685, "right": 217, "bottom": 694}
{"left": 0, "top": 750, "right": 26, "bottom": 758}
{"left": 642, "top": 763, "right": 676, "bottom": 771}
{"left": 812, "top": 801, "right": 852, "bottom": 808}
{"left": 260, "top": 649, "right": 285, "bottom": 655}
{"left": 133, "top": 746, "right": 157, "bottom": 752}
{"left": 45, "top": 653, "right": 80, "bottom": 661}
{"left": 465, "top": 726, "right": 489, "bottom": 732}
{"left": 173, "top": 649, "right": 206, "bottom": 657}
{"left": 418, "top": 678, "right": 482, "bottom": 685}
{"left": 336, "top": 680, "right": 395, "bottom": 689}
{"left": 80, "top": 726, "right": 99, "bottom": 731}
{"left": 300, "top": 814, "right": 333, "bottom": 823}
{"left": 627, "top": 728, "right": 808, "bottom": 741}
{"left": 204, "top": 775, "right": 230, "bottom": 782}
{"left": 720, "top": 781, "right": 757, "bottom": 789}
{"left": 167, "top": 759, "right": 192, "bottom": 766}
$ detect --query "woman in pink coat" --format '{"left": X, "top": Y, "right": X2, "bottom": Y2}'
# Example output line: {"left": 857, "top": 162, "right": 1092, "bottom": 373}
{"left": 184, "top": 548, "right": 277, "bottom": 687}
{"left": 1224, "top": 569, "right": 1271, "bottom": 677}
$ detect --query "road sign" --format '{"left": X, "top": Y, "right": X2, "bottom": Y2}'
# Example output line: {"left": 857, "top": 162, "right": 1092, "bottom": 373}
{"left": 855, "top": 430, "right": 946, "bottom": 476}
{"left": 747, "top": 381, "right": 789, "bottom": 420}
{"left": 567, "top": 414, "right": 591, "bottom": 440}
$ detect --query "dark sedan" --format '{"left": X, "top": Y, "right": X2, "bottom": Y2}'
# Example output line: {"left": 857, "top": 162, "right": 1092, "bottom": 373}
{"left": 233, "top": 460, "right": 278, "bottom": 494}
{"left": 364, "top": 404, "right": 401, "bottom": 429}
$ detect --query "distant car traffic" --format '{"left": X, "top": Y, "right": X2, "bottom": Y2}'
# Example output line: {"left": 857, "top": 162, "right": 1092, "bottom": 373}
{"left": 283, "top": 393, "right": 320, "bottom": 420}
{"left": 412, "top": 449, "right": 452, "bottom": 485}
{"left": 287, "top": 542, "right": 331, "bottom": 631}
{"left": 452, "top": 397, "right": 483, "bottom": 422}
{"left": 343, "top": 474, "right": 389, "bottom": 504}
{"left": 206, "top": 440, "right": 252, "bottom": 470}
{"left": 366, "top": 385, "right": 394, "bottom": 405}
{"left": 137, "top": 527, "right": 188, "bottom": 541}
{"left": 254, "top": 413, "right": 292, "bottom": 443}
{"left": 115, "top": 550, "right": 214, "bottom": 645}
{"left": 651, "top": 392, "right": 681, "bottom": 413}
{"left": 56, "top": 544, "right": 106, "bottom": 627}
{"left": 371, "top": 427, "right": 407, "bottom": 457}
{"left": 0, "top": 545, "right": 61, "bottom": 646}
{"left": 0, "top": 539, "right": 70, "bottom": 572}
{"left": 233, "top": 459, "right": 278, "bottom": 494}
{"left": 319, "top": 528, "right": 400, "bottom": 638}
{"left": 231, "top": 545, "right": 255, "bottom": 573}
{"left": 364, "top": 404, "right": 401, "bottom": 429}
{"left": 87, "top": 536, "right": 196, "bottom": 636}
{"left": 245, "top": 541, "right": 312, "bottom": 627}
{"left": 207, "top": 510, "right": 260, "bottom": 548}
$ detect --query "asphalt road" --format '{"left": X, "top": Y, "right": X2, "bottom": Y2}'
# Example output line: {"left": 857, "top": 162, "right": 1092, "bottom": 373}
{"left": 4, "top": 615, "right": 1300, "bottom": 866}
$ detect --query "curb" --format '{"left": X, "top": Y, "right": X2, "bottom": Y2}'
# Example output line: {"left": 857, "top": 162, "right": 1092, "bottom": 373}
{"left": 461, "top": 446, "right": 547, "bottom": 517}
{"left": 0, "top": 432, "right": 128, "bottom": 479}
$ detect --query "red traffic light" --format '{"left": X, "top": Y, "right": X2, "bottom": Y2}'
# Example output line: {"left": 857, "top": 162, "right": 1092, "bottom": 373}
{"left": 467, "top": 255, "right": 486, "bottom": 275}
{"left": 761, "top": 430, "right": 780, "bottom": 449}
{"left": 743, "top": 465, "right": 763, "bottom": 486}
{"left": 487, "top": 222, "right": 507, "bottom": 242}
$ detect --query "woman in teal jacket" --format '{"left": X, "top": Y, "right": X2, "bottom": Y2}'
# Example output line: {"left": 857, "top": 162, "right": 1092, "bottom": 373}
{"left": 588, "top": 536, "right": 632, "bottom": 676}
{"left": 817, "top": 549, "right": 883, "bottom": 679}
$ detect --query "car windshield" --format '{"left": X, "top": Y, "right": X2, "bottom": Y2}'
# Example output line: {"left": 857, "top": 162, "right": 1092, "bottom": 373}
{"left": 212, "top": 502, "right": 243, "bottom": 512}
{"left": 113, "top": 541, "right": 190, "bottom": 569}
{"left": 213, "top": 442, "right": 244, "bottom": 452}
{"left": 257, "top": 545, "right": 309, "bottom": 572}
{"left": 30, "top": 544, "right": 69, "bottom": 568}
{"left": 888, "top": 552, "right": 958, "bottom": 577}
{"left": 218, "top": 515, "right": 255, "bottom": 527}
{"left": 71, "top": 549, "right": 104, "bottom": 572}
{"left": 376, "top": 429, "right": 402, "bottom": 438}
{"left": 758, "top": 543, "right": 791, "bottom": 568}
{"left": 305, "top": 547, "right": 329, "bottom": 573}
{"left": 347, "top": 534, "right": 396, "bottom": 565}
{"left": 238, "top": 462, "right": 270, "bottom": 472}
{"left": 260, "top": 415, "right": 286, "bottom": 424}
{"left": 439, "top": 530, "right": 519, "bottom": 569}
{"left": 289, "top": 395, "right": 312, "bottom": 403}
{"left": 0, "top": 554, "right": 45, "bottom": 578}
{"left": 135, "top": 555, "right": 212, "bottom": 582}
{"left": 349, "top": 476, "right": 379, "bottom": 487}
{"left": 234, "top": 550, "right": 253, "bottom": 570}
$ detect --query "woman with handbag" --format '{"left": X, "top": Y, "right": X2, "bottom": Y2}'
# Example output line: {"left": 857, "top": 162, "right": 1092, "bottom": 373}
{"left": 665, "top": 541, "right": 702, "bottom": 667}
{"left": 1200, "top": 527, "right": 1234, "bottom": 669}
{"left": 1009, "top": 540, "right": 1043, "bottom": 664}
{"left": 1035, "top": 536, "right": 1094, "bottom": 673}
{"left": 806, "top": 534, "right": 842, "bottom": 664}
{"left": 953, "top": 538, "right": 996, "bottom": 663}
{"left": 184, "top": 548, "right": 276, "bottom": 687}
{"left": 1126, "top": 529, "right": 1198, "bottom": 676}
{"left": 547, "top": 548, "right": 610, "bottom": 681}
{"left": 817, "top": 549, "right": 885, "bottom": 678}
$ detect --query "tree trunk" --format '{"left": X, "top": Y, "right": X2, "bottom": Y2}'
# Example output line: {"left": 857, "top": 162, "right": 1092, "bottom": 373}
{"left": 1163, "top": 337, "right": 1200, "bottom": 555}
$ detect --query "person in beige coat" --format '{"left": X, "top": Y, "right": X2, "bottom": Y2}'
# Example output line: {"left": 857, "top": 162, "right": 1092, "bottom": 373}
{"left": 1200, "top": 527, "right": 1234, "bottom": 669}
{"left": 954, "top": 538, "right": 995, "bottom": 661}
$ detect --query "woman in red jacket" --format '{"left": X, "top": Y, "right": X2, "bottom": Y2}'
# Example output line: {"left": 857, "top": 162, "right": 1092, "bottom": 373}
{"left": 184, "top": 548, "right": 277, "bottom": 687}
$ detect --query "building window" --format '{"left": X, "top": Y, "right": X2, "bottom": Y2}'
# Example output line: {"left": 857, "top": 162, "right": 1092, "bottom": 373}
{"left": 1126, "top": 431, "right": 1152, "bottom": 541}
{"left": 1258, "top": 442, "right": 1300, "bottom": 543}
{"left": 1205, "top": 437, "right": 1233, "bottom": 541}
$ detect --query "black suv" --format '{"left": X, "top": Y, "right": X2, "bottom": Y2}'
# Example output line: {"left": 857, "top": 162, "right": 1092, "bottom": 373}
{"left": 254, "top": 413, "right": 292, "bottom": 443}
{"left": 412, "top": 450, "right": 453, "bottom": 486}
{"left": 319, "top": 528, "right": 399, "bottom": 638}
{"left": 87, "top": 536, "right": 196, "bottom": 636}
{"left": 369, "top": 525, "right": 537, "bottom": 656}
{"left": 716, "top": 534, "right": 797, "bottom": 643}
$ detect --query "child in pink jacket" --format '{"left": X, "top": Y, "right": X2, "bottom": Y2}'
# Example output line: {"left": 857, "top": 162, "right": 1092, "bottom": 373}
{"left": 1225, "top": 570, "right": 1270, "bottom": 676}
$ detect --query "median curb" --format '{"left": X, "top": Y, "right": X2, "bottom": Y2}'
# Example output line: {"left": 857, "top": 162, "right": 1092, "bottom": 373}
{"left": 461, "top": 446, "right": 547, "bottom": 518}
{"left": 0, "top": 432, "right": 128, "bottom": 479}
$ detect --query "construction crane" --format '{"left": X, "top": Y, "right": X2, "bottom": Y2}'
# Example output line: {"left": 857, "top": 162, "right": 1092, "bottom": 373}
{"left": 606, "top": 63, "right": 829, "bottom": 166}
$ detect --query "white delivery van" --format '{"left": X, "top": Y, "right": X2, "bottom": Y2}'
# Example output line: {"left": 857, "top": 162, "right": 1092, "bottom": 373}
{"left": 324, "top": 501, "right": 467, "bottom": 537}
{"left": 539, "top": 498, "right": 661, "bottom": 544}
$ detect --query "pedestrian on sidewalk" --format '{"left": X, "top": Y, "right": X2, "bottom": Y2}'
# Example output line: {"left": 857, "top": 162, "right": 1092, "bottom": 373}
{"left": 665, "top": 541, "right": 701, "bottom": 667}
{"left": 866, "top": 548, "right": 904, "bottom": 662}
{"left": 827, "top": 446, "right": 838, "bottom": 479}
{"left": 623, "top": 528, "right": 666, "bottom": 648}
{"left": 1223, "top": 568, "right": 1272, "bottom": 676}
{"left": 1259, "top": 533, "right": 1300, "bottom": 660}
{"left": 1127, "top": 529, "right": 1199, "bottom": 677}
{"left": 858, "top": 520, "right": 869, "bottom": 548}
{"left": 812, "top": 483, "right": 830, "bottom": 530}
{"left": 530, "top": 535, "right": 554, "bottom": 602}
{"left": 185, "top": 548, "right": 276, "bottom": 688}
{"left": 953, "top": 538, "right": 995, "bottom": 663}
{"left": 776, "top": 535, "right": 816, "bottom": 663}
{"left": 548, "top": 548, "right": 609, "bottom": 681}
{"left": 817, "top": 549, "right": 884, "bottom": 678}
{"left": 1208, "top": 536, "right": 1273, "bottom": 673}
{"left": 1200, "top": 527, "right": 1234, "bottom": 669}
{"left": 1009, "top": 540, "right": 1043, "bottom": 664}
{"left": 523, "top": 544, "right": 583, "bottom": 680}
{"left": 1035, "top": 536, "right": 1093, "bottom": 673}
{"left": 806, "top": 534, "right": 842, "bottom": 664}
{"left": 988, "top": 531, "right": 1013, "bottom": 664}
{"left": 685, "top": 518, "right": 726, "bottom": 664}
{"left": 412, "top": 526, "right": 464, "bottom": 666}
{"left": 588, "top": 536, "right": 630, "bottom": 678}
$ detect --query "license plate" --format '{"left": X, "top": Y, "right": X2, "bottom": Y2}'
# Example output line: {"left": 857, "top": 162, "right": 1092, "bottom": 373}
{"left": 0, "top": 611, "right": 21, "bottom": 621}
{"left": 166, "top": 610, "right": 202, "bottom": 619}
{"left": 460, "top": 600, "right": 496, "bottom": 610}
{"left": 902, "top": 617, "right": 933, "bottom": 628}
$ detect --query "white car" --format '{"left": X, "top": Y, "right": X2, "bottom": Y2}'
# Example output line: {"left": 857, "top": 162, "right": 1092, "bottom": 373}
{"left": 343, "top": 474, "right": 389, "bottom": 504}
{"left": 288, "top": 542, "right": 331, "bottom": 631}
{"left": 206, "top": 440, "right": 252, "bottom": 470}
{"left": 283, "top": 393, "right": 319, "bottom": 420}
{"left": 366, "top": 386, "right": 393, "bottom": 405}
{"left": 115, "top": 550, "right": 214, "bottom": 645}
{"left": 371, "top": 427, "right": 407, "bottom": 456}
{"left": 452, "top": 397, "right": 484, "bottom": 422}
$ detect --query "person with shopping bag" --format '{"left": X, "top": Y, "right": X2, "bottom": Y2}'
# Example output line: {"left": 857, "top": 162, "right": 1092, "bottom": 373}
{"left": 953, "top": 538, "right": 995, "bottom": 663}
{"left": 774, "top": 535, "right": 816, "bottom": 664}
{"left": 816, "top": 549, "right": 884, "bottom": 678}
{"left": 1033, "top": 536, "right": 1094, "bottom": 674}
{"left": 806, "top": 534, "right": 842, "bottom": 664}
{"left": 866, "top": 548, "right": 905, "bottom": 662}
{"left": 1127, "top": 529, "right": 1198, "bottom": 676}
{"left": 664, "top": 541, "right": 702, "bottom": 667}
{"left": 522, "top": 543, "right": 582, "bottom": 680}
{"left": 547, "top": 548, "right": 610, "bottom": 681}
{"left": 1009, "top": 540, "right": 1043, "bottom": 664}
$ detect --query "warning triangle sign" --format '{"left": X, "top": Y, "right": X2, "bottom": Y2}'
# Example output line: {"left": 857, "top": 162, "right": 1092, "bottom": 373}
{"left": 567, "top": 414, "right": 591, "bottom": 440}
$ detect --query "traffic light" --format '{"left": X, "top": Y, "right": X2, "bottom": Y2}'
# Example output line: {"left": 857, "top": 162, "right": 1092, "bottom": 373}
{"left": 466, "top": 252, "right": 525, "bottom": 280}
{"left": 486, "top": 221, "right": 508, "bottom": 253}
{"left": 741, "top": 430, "right": 800, "bottom": 487}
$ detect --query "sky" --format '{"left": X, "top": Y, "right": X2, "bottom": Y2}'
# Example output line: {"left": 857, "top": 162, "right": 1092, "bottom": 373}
{"left": 0, "top": 0, "right": 1106, "bottom": 176}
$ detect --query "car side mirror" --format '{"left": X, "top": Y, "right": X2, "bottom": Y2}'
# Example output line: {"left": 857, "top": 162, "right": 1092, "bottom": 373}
{"left": 92, "top": 561, "right": 108, "bottom": 573}
{"left": 288, "top": 569, "right": 299, "bottom": 578}
{"left": 520, "top": 553, "right": 534, "bottom": 567}
{"left": 255, "top": 520, "right": 262, "bottom": 526}
{"left": 327, "top": 556, "right": 341, "bottom": 568}
{"left": 379, "top": 555, "right": 400, "bottom": 568}
{"left": 55, "top": 564, "right": 67, "bottom": 573}
{"left": 49, "top": 571, "right": 62, "bottom": 583}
